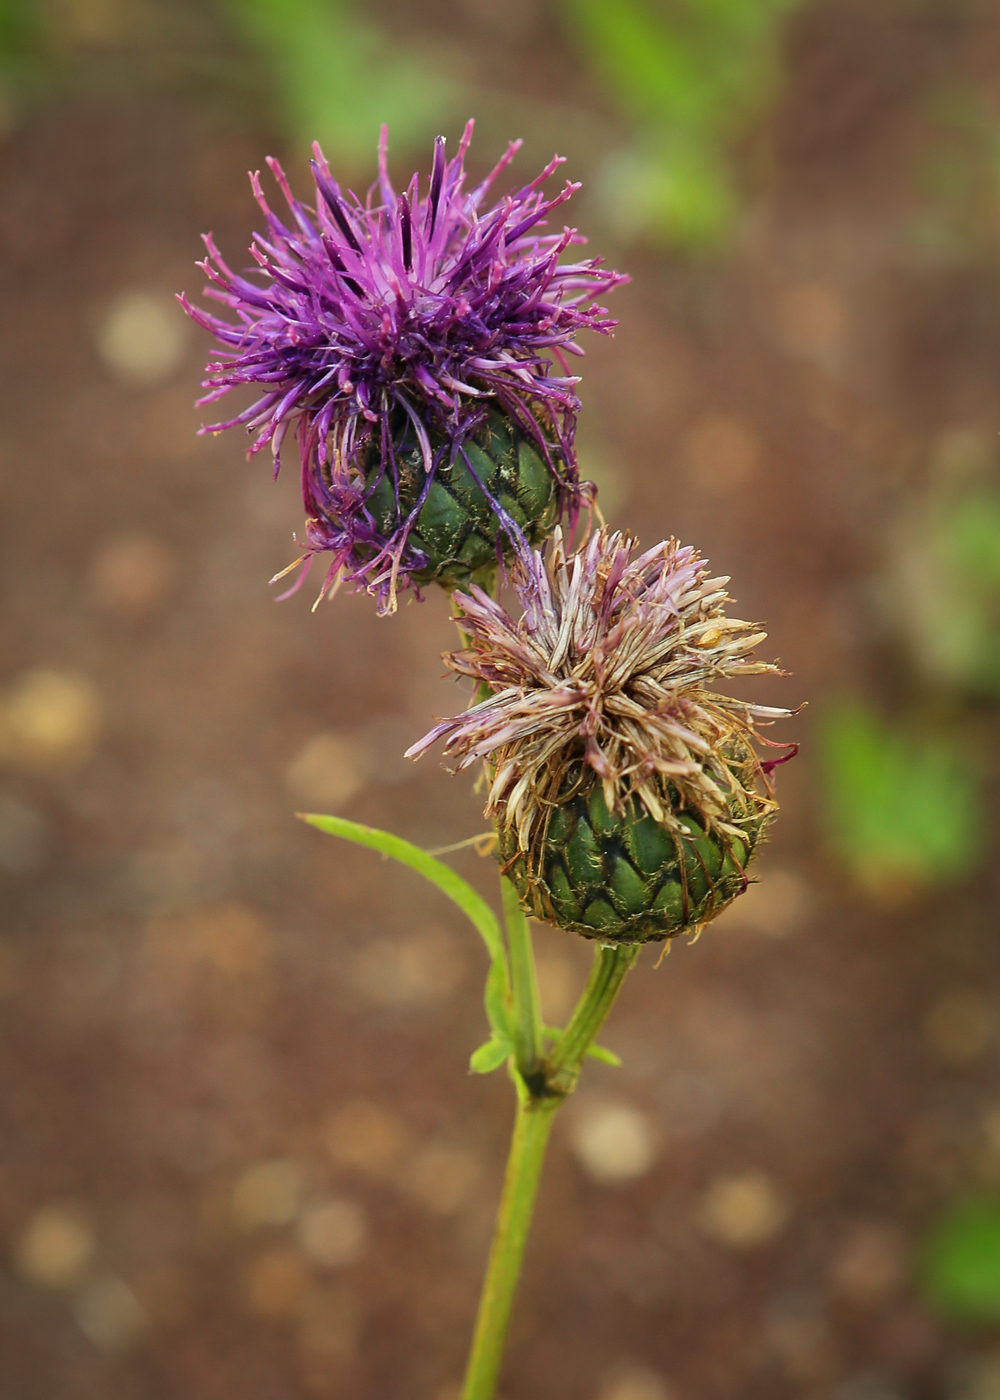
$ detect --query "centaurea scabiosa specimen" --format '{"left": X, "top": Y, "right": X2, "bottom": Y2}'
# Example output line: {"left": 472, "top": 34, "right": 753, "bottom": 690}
{"left": 180, "top": 121, "right": 626, "bottom": 613}
{"left": 183, "top": 121, "right": 794, "bottom": 1400}
{"left": 409, "top": 527, "right": 795, "bottom": 943}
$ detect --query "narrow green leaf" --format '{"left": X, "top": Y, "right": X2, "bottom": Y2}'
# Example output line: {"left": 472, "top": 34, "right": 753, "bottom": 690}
{"left": 299, "top": 813, "right": 505, "bottom": 964}
{"left": 469, "top": 1038, "right": 512, "bottom": 1074}
{"left": 484, "top": 956, "right": 514, "bottom": 1041}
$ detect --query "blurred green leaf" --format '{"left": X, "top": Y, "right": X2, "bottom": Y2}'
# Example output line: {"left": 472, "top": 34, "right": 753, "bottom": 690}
{"left": 225, "top": 0, "right": 460, "bottom": 165}
{"left": 595, "top": 133, "right": 735, "bottom": 248}
{"left": 943, "top": 490, "right": 1000, "bottom": 590}
{"left": 818, "top": 699, "right": 983, "bottom": 891}
{"left": 0, "top": 0, "right": 53, "bottom": 120}
{"left": 0, "top": 0, "right": 44, "bottom": 64}
{"left": 561, "top": 0, "right": 803, "bottom": 246}
{"left": 913, "top": 84, "right": 1000, "bottom": 251}
{"left": 469, "top": 1037, "right": 512, "bottom": 1074}
{"left": 888, "top": 477, "right": 1000, "bottom": 697}
{"left": 484, "top": 954, "right": 514, "bottom": 1043}
{"left": 562, "top": 0, "right": 798, "bottom": 132}
{"left": 922, "top": 1199, "right": 1000, "bottom": 1321}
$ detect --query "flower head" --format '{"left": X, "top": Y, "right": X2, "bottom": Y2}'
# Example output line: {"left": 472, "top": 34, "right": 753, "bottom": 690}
{"left": 406, "top": 526, "right": 795, "bottom": 940}
{"left": 180, "top": 122, "right": 626, "bottom": 613}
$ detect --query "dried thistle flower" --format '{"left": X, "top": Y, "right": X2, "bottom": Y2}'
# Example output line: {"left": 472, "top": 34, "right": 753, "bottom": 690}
{"left": 180, "top": 122, "right": 626, "bottom": 613}
{"left": 407, "top": 528, "right": 795, "bottom": 943}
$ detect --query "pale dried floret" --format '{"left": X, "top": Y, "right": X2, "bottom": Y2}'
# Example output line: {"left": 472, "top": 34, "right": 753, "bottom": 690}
{"left": 407, "top": 527, "right": 793, "bottom": 855}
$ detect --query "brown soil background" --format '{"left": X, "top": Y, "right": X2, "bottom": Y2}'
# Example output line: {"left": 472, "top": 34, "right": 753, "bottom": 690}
{"left": 3, "top": 3, "right": 1000, "bottom": 1398}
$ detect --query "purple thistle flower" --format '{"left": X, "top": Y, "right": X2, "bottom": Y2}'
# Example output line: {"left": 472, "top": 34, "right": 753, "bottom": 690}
{"left": 179, "top": 121, "right": 627, "bottom": 614}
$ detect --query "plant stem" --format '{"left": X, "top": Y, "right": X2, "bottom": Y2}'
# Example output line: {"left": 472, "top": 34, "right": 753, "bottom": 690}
{"left": 546, "top": 943, "right": 640, "bottom": 1096}
{"left": 461, "top": 932, "right": 641, "bottom": 1400}
{"left": 460, "top": 1097, "right": 558, "bottom": 1400}
{"left": 502, "top": 876, "right": 543, "bottom": 1079}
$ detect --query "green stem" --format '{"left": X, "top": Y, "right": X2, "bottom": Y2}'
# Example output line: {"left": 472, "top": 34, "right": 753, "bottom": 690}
{"left": 545, "top": 943, "right": 640, "bottom": 1096}
{"left": 502, "top": 876, "right": 543, "bottom": 1079}
{"left": 461, "top": 930, "right": 641, "bottom": 1400}
{"left": 460, "top": 1098, "right": 558, "bottom": 1400}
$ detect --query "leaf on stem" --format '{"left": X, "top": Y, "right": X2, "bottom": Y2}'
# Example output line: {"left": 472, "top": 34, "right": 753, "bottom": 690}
{"left": 469, "top": 1038, "right": 513, "bottom": 1074}
{"left": 485, "top": 957, "right": 515, "bottom": 1042}
{"left": 299, "top": 813, "right": 504, "bottom": 962}
{"left": 299, "top": 813, "right": 514, "bottom": 1042}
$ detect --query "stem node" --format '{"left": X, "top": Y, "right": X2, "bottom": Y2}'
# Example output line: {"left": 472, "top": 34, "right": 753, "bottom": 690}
{"left": 461, "top": 935, "right": 639, "bottom": 1400}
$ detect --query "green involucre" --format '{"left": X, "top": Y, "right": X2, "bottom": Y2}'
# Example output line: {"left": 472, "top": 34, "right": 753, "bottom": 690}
{"left": 364, "top": 407, "right": 561, "bottom": 590}
{"left": 499, "top": 771, "right": 766, "bottom": 944}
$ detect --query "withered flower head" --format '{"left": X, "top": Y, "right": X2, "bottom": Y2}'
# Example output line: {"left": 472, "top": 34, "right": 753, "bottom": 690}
{"left": 407, "top": 528, "right": 795, "bottom": 943}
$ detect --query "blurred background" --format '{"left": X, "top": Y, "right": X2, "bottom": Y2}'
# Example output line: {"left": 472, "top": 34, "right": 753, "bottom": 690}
{"left": 3, "top": 1, "right": 1000, "bottom": 1397}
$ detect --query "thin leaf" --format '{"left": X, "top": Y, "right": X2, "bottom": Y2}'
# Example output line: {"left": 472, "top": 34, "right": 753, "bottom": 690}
{"left": 469, "top": 1038, "right": 512, "bottom": 1074}
{"left": 299, "top": 813, "right": 504, "bottom": 964}
{"left": 484, "top": 956, "right": 514, "bottom": 1042}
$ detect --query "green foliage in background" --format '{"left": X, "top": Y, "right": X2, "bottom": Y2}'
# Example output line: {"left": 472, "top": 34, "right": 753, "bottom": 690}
{"left": 886, "top": 431, "right": 1000, "bottom": 699}
{"left": 0, "top": 0, "right": 459, "bottom": 161}
{"left": 927, "top": 483, "right": 1000, "bottom": 689}
{"left": 1, "top": 0, "right": 810, "bottom": 246}
{"left": 818, "top": 699, "right": 983, "bottom": 892}
{"left": 943, "top": 491, "right": 1000, "bottom": 590}
{"left": 925, "top": 486, "right": 1000, "bottom": 696}
{"left": 0, "top": 0, "right": 227, "bottom": 118}
{"left": 922, "top": 1200, "right": 1000, "bottom": 1321}
{"left": 227, "top": 0, "right": 809, "bottom": 238}
{"left": 0, "top": 0, "right": 42, "bottom": 64}
{"left": 911, "top": 84, "right": 1000, "bottom": 255}
{"left": 559, "top": 0, "right": 804, "bottom": 248}
{"left": 224, "top": 0, "right": 459, "bottom": 167}
{"left": 0, "top": 0, "right": 51, "bottom": 115}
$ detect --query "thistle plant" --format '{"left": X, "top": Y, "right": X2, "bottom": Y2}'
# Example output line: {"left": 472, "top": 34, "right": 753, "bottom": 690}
{"left": 183, "top": 123, "right": 793, "bottom": 1400}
